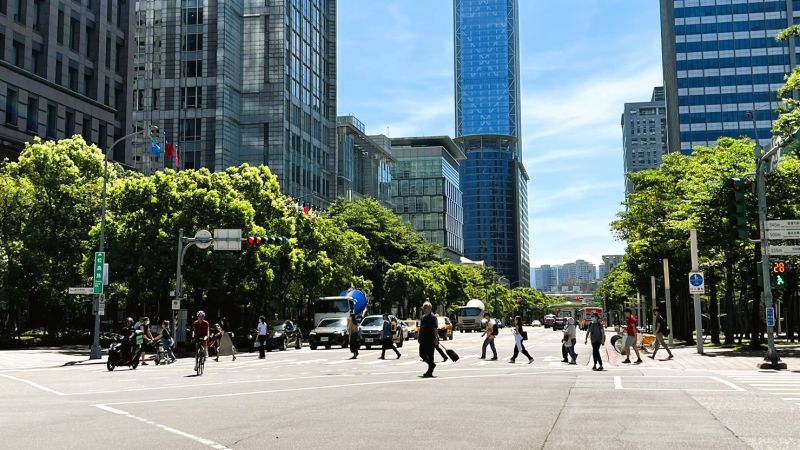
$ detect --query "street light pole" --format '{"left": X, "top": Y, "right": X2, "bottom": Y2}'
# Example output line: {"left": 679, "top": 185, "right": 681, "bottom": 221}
{"left": 90, "top": 127, "right": 158, "bottom": 360}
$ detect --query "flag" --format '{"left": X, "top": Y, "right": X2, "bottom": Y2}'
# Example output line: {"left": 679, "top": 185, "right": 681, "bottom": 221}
{"left": 164, "top": 136, "right": 176, "bottom": 159}
{"left": 303, "top": 202, "right": 310, "bottom": 216}
{"left": 150, "top": 139, "right": 162, "bottom": 158}
{"left": 175, "top": 151, "right": 182, "bottom": 169}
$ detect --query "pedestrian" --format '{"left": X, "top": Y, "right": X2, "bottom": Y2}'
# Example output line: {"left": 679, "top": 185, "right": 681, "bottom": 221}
{"left": 256, "top": 316, "right": 268, "bottom": 359}
{"left": 584, "top": 314, "right": 605, "bottom": 371}
{"left": 622, "top": 308, "right": 642, "bottom": 364}
{"left": 160, "top": 320, "right": 176, "bottom": 363}
{"left": 509, "top": 316, "right": 533, "bottom": 364}
{"left": 379, "top": 313, "right": 401, "bottom": 359}
{"left": 214, "top": 322, "right": 237, "bottom": 362}
{"left": 418, "top": 302, "right": 438, "bottom": 377}
{"left": 480, "top": 312, "right": 498, "bottom": 360}
{"left": 563, "top": 317, "right": 578, "bottom": 364}
{"left": 139, "top": 317, "right": 154, "bottom": 365}
{"left": 347, "top": 313, "right": 360, "bottom": 360}
{"left": 650, "top": 306, "right": 673, "bottom": 360}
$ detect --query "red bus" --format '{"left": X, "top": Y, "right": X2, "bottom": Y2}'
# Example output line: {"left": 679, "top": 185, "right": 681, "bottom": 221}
{"left": 576, "top": 307, "right": 604, "bottom": 330}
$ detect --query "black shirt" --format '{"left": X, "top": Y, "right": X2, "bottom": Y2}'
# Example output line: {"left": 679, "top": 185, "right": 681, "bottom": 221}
{"left": 419, "top": 313, "right": 437, "bottom": 345}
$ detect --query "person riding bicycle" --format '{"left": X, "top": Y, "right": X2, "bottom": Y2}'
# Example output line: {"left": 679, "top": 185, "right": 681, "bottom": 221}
{"left": 192, "top": 310, "right": 211, "bottom": 359}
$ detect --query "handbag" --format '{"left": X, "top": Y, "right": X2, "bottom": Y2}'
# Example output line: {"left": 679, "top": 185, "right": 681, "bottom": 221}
{"left": 253, "top": 337, "right": 261, "bottom": 348}
{"left": 521, "top": 331, "right": 528, "bottom": 341}
{"left": 169, "top": 338, "right": 175, "bottom": 348}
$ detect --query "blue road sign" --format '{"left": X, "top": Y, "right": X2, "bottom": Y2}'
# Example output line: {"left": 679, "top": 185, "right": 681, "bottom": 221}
{"left": 766, "top": 307, "right": 776, "bottom": 328}
{"left": 690, "top": 273, "right": 704, "bottom": 287}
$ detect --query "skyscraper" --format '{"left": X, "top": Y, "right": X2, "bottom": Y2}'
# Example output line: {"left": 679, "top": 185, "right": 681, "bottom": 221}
{"left": 660, "top": 0, "right": 793, "bottom": 154}
{"left": 454, "top": 0, "right": 530, "bottom": 287}
{"left": 621, "top": 87, "right": 668, "bottom": 194}
{"left": 132, "top": 0, "right": 337, "bottom": 206}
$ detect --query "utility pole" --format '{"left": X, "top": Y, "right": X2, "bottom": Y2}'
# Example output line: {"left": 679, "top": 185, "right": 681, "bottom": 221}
{"left": 755, "top": 141, "right": 781, "bottom": 367}
{"left": 663, "top": 258, "right": 674, "bottom": 346}
{"left": 690, "top": 229, "right": 703, "bottom": 354}
{"left": 651, "top": 276, "right": 657, "bottom": 333}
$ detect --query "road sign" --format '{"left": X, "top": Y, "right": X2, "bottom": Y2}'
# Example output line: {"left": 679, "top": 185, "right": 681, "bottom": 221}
{"left": 172, "top": 299, "right": 181, "bottom": 310}
{"left": 194, "top": 229, "right": 213, "bottom": 249}
{"left": 103, "top": 263, "right": 109, "bottom": 285}
{"left": 93, "top": 252, "right": 105, "bottom": 295}
{"left": 766, "top": 306, "right": 776, "bottom": 328}
{"left": 689, "top": 272, "right": 705, "bottom": 294}
{"left": 767, "top": 229, "right": 800, "bottom": 240}
{"left": 213, "top": 228, "right": 242, "bottom": 251}
{"left": 768, "top": 246, "right": 800, "bottom": 256}
{"left": 97, "top": 300, "right": 105, "bottom": 316}
{"left": 766, "top": 220, "right": 800, "bottom": 231}
{"left": 68, "top": 287, "right": 93, "bottom": 295}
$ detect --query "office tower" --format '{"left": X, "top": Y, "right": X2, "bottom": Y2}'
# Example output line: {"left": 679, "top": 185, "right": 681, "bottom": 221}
{"left": 622, "top": 87, "right": 668, "bottom": 194}
{"left": 132, "top": 0, "right": 337, "bottom": 207}
{"left": 388, "top": 136, "right": 465, "bottom": 261}
{"left": 336, "top": 115, "right": 394, "bottom": 207}
{"left": 454, "top": 0, "right": 529, "bottom": 286}
{"left": 1, "top": 0, "right": 134, "bottom": 162}
{"left": 660, "top": 0, "right": 793, "bottom": 154}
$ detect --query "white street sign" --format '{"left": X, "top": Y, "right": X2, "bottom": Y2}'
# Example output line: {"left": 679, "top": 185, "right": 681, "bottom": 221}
{"left": 103, "top": 263, "right": 109, "bottom": 286}
{"left": 97, "top": 302, "right": 105, "bottom": 316}
{"left": 689, "top": 272, "right": 705, "bottom": 295}
{"left": 68, "top": 287, "right": 94, "bottom": 295}
{"left": 766, "top": 220, "right": 800, "bottom": 230}
{"left": 768, "top": 246, "right": 800, "bottom": 256}
{"left": 767, "top": 229, "right": 800, "bottom": 240}
{"left": 172, "top": 300, "right": 181, "bottom": 310}
{"left": 213, "top": 228, "right": 242, "bottom": 251}
{"left": 194, "top": 229, "right": 213, "bottom": 249}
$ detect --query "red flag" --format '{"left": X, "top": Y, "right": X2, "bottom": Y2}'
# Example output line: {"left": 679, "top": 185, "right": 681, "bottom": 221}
{"left": 165, "top": 136, "right": 176, "bottom": 159}
{"left": 175, "top": 152, "right": 181, "bottom": 169}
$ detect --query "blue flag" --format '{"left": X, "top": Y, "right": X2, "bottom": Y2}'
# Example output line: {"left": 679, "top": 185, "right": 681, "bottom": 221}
{"left": 150, "top": 139, "right": 162, "bottom": 158}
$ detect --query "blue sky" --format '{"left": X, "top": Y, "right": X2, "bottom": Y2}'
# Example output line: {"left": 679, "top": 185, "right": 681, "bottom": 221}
{"left": 337, "top": 1, "right": 662, "bottom": 268}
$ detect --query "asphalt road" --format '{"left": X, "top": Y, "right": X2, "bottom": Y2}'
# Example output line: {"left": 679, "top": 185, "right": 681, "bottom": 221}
{"left": 2, "top": 327, "right": 800, "bottom": 449}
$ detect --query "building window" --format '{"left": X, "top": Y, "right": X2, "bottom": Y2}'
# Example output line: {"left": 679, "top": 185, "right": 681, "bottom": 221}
{"left": 82, "top": 116, "right": 91, "bottom": 140}
{"left": 184, "top": 59, "right": 202, "bottom": 77}
{"left": 0, "top": 0, "right": 6, "bottom": 15}
{"left": 133, "top": 89, "right": 143, "bottom": 111}
{"left": 5, "top": 88, "right": 18, "bottom": 127}
{"left": 152, "top": 89, "right": 160, "bottom": 110}
{"left": 105, "top": 37, "right": 111, "bottom": 68}
{"left": 65, "top": 110, "right": 75, "bottom": 137}
{"left": 68, "top": 66, "right": 78, "bottom": 91}
{"left": 12, "top": 40, "right": 23, "bottom": 68}
{"left": 98, "top": 122, "right": 107, "bottom": 149}
{"left": 182, "top": 118, "right": 201, "bottom": 141}
{"left": 183, "top": 33, "right": 203, "bottom": 51}
{"left": 69, "top": 18, "right": 80, "bottom": 52}
{"left": 106, "top": 0, "right": 112, "bottom": 23}
{"left": 57, "top": 11, "right": 64, "bottom": 44}
{"left": 0, "top": 33, "right": 4, "bottom": 60}
{"left": 181, "top": 86, "right": 202, "bottom": 108}
{"left": 55, "top": 60, "right": 63, "bottom": 85}
{"left": 26, "top": 96, "right": 38, "bottom": 132}
{"left": 184, "top": 7, "right": 203, "bottom": 25}
{"left": 31, "top": 48, "right": 43, "bottom": 76}
{"left": 46, "top": 104, "right": 56, "bottom": 139}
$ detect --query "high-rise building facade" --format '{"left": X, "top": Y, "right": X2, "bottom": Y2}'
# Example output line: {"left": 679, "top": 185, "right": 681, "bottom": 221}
{"left": 533, "top": 264, "right": 557, "bottom": 292}
{"left": 454, "top": 0, "right": 530, "bottom": 287}
{"left": 1, "top": 0, "right": 134, "bottom": 162}
{"left": 132, "top": 0, "right": 337, "bottom": 207}
{"left": 389, "top": 136, "right": 465, "bottom": 260}
{"left": 622, "top": 87, "right": 668, "bottom": 194}
{"left": 660, "top": 0, "right": 794, "bottom": 154}
{"left": 336, "top": 115, "right": 394, "bottom": 207}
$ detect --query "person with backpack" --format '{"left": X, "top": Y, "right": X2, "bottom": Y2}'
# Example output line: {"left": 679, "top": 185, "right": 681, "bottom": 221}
{"left": 480, "top": 312, "right": 498, "bottom": 360}
{"left": 584, "top": 314, "right": 605, "bottom": 370}
{"left": 509, "top": 316, "right": 533, "bottom": 364}
{"left": 379, "top": 313, "right": 401, "bottom": 360}
{"left": 650, "top": 306, "right": 673, "bottom": 360}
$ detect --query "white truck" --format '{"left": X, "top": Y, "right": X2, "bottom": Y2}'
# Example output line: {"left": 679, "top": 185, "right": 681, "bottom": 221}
{"left": 456, "top": 299, "right": 486, "bottom": 332}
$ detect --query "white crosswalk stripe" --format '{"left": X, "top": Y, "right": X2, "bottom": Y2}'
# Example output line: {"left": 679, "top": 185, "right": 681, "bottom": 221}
{"left": 728, "top": 373, "right": 800, "bottom": 407}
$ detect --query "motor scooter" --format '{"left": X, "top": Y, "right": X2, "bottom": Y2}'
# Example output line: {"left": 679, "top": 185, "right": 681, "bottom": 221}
{"left": 107, "top": 332, "right": 142, "bottom": 371}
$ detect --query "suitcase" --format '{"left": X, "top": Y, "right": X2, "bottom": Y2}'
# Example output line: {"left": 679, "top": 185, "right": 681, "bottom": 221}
{"left": 442, "top": 345, "right": 459, "bottom": 362}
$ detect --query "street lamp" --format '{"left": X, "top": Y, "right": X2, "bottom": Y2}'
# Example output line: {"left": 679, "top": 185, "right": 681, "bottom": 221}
{"left": 89, "top": 126, "right": 159, "bottom": 360}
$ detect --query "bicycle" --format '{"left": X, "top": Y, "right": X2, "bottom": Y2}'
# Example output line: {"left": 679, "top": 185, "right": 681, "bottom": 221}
{"left": 194, "top": 338, "right": 207, "bottom": 376}
{"left": 611, "top": 328, "right": 656, "bottom": 355}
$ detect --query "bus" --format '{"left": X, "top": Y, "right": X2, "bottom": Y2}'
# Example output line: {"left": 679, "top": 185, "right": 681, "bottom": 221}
{"left": 576, "top": 307, "right": 604, "bottom": 330}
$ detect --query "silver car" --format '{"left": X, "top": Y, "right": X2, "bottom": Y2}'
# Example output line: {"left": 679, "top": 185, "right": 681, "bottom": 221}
{"left": 359, "top": 315, "right": 404, "bottom": 349}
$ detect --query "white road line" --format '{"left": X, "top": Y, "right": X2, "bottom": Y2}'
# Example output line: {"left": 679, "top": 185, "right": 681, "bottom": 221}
{"left": 289, "top": 359, "right": 328, "bottom": 365}
{"left": 93, "top": 404, "right": 231, "bottom": 449}
{"left": 756, "top": 388, "right": 800, "bottom": 391}
{"left": 360, "top": 359, "right": 394, "bottom": 365}
{"left": 614, "top": 376, "right": 623, "bottom": 390}
{"left": 0, "top": 374, "right": 66, "bottom": 396}
{"left": 472, "top": 361, "right": 492, "bottom": 366}
{"left": 324, "top": 360, "right": 354, "bottom": 365}
{"left": 709, "top": 376, "right": 746, "bottom": 392}
{"left": 748, "top": 383, "right": 800, "bottom": 386}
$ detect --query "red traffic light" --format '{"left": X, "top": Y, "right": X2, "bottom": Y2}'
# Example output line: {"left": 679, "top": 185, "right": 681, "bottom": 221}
{"left": 247, "top": 236, "right": 255, "bottom": 245}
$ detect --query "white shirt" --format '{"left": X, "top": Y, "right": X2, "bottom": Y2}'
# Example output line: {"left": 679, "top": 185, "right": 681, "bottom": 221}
{"left": 257, "top": 322, "right": 268, "bottom": 336}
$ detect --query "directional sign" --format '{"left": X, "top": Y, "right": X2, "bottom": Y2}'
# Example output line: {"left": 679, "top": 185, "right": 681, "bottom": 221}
{"left": 213, "top": 228, "right": 242, "bottom": 251}
{"left": 766, "top": 220, "right": 800, "bottom": 230}
{"left": 767, "top": 229, "right": 800, "bottom": 240}
{"left": 768, "top": 246, "right": 800, "bottom": 256}
{"left": 68, "top": 287, "right": 93, "bottom": 295}
{"left": 93, "top": 252, "right": 105, "bottom": 295}
{"left": 171, "top": 299, "right": 181, "bottom": 310}
{"left": 689, "top": 272, "right": 705, "bottom": 295}
{"left": 766, "top": 307, "right": 776, "bottom": 328}
{"left": 194, "top": 230, "right": 213, "bottom": 249}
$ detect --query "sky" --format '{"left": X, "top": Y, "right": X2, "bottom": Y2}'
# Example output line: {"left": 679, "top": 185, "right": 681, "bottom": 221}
{"left": 337, "top": 0, "right": 663, "bottom": 268}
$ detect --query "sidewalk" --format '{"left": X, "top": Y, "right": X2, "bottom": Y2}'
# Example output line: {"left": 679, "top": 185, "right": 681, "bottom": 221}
{"left": 0, "top": 346, "right": 106, "bottom": 371}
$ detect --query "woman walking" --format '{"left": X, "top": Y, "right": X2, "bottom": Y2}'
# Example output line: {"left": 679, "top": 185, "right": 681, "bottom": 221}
{"left": 160, "top": 320, "right": 176, "bottom": 363}
{"left": 347, "top": 314, "right": 360, "bottom": 360}
{"left": 214, "top": 322, "right": 237, "bottom": 362}
{"left": 564, "top": 317, "right": 578, "bottom": 365}
{"left": 509, "top": 316, "right": 533, "bottom": 364}
{"left": 256, "top": 316, "right": 268, "bottom": 359}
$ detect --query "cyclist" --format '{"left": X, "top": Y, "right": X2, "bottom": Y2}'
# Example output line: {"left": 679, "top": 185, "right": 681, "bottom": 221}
{"left": 192, "top": 310, "right": 211, "bottom": 360}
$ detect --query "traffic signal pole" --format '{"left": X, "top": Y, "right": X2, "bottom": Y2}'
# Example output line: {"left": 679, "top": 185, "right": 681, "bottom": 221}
{"left": 755, "top": 142, "right": 780, "bottom": 367}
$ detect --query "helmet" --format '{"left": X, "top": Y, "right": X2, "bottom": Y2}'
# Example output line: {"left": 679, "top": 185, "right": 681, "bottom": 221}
{"left": 196, "top": 310, "right": 206, "bottom": 319}
{"left": 126, "top": 317, "right": 134, "bottom": 325}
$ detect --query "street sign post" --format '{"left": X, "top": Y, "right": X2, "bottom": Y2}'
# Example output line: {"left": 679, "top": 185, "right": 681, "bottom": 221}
{"left": 689, "top": 272, "right": 705, "bottom": 295}
{"left": 93, "top": 252, "right": 105, "bottom": 294}
{"left": 68, "top": 287, "right": 94, "bottom": 295}
{"left": 690, "top": 230, "right": 704, "bottom": 354}
{"left": 194, "top": 230, "right": 213, "bottom": 249}
{"left": 768, "top": 246, "right": 800, "bottom": 256}
{"left": 766, "top": 220, "right": 800, "bottom": 230}
{"left": 767, "top": 229, "right": 800, "bottom": 240}
{"left": 766, "top": 307, "right": 776, "bottom": 328}
{"left": 172, "top": 299, "right": 181, "bottom": 310}
{"left": 213, "top": 228, "right": 242, "bottom": 251}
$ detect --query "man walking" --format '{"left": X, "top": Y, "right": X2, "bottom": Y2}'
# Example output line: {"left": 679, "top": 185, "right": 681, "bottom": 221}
{"left": 584, "top": 313, "right": 605, "bottom": 371}
{"left": 622, "top": 308, "right": 642, "bottom": 364}
{"left": 418, "top": 302, "right": 438, "bottom": 377}
{"left": 480, "top": 312, "right": 498, "bottom": 360}
{"left": 379, "top": 313, "right": 401, "bottom": 360}
{"left": 650, "top": 306, "right": 673, "bottom": 360}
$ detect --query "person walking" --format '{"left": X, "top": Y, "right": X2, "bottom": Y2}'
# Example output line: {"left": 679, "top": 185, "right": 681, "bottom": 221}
{"left": 214, "top": 322, "right": 237, "bottom": 362}
{"left": 480, "top": 312, "right": 498, "bottom": 360}
{"left": 564, "top": 317, "right": 578, "bottom": 364}
{"left": 509, "top": 316, "right": 533, "bottom": 364}
{"left": 584, "top": 314, "right": 605, "bottom": 371}
{"left": 650, "top": 306, "right": 673, "bottom": 360}
{"left": 418, "top": 302, "right": 438, "bottom": 377}
{"left": 379, "top": 313, "right": 401, "bottom": 359}
{"left": 256, "top": 316, "right": 268, "bottom": 359}
{"left": 139, "top": 317, "right": 154, "bottom": 365}
{"left": 347, "top": 313, "right": 360, "bottom": 360}
{"left": 622, "top": 308, "right": 642, "bottom": 364}
{"left": 160, "top": 320, "right": 177, "bottom": 363}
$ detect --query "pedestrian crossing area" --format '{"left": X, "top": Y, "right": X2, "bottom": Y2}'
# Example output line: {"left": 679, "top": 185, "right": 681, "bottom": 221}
{"left": 727, "top": 372, "right": 800, "bottom": 408}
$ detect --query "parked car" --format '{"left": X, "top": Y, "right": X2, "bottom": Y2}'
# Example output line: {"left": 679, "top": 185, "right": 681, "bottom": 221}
{"left": 437, "top": 316, "right": 453, "bottom": 340}
{"left": 398, "top": 320, "right": 410, "bottom": 341}
{"left": 265, "top": 320, "right": 303, "bottom": 351}
{"left": 359, "top": 315, "right": 404, "bottom": 349}
{"left": 308, "top": 317, "right": 349, "bottom": 350}
{"left": 552, "top": 317, "right": 567, "bottom": 331}
{"left": 544, "top": 315, "right": 556, "bottom": 329}
{"left": 404, "top": 320, "right": 419, "bottom": 339}
{"left": 532, "top": 320, "right": 542, "bottom": 327}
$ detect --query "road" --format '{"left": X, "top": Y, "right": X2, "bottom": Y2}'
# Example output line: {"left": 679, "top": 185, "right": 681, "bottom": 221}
{"left": 2, "top": 327, "right": 800, "bottom": 449}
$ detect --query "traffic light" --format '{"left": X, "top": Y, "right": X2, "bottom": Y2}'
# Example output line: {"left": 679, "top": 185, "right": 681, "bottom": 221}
{"left": 246, "top": 236, "right": 289, "bottom": 247}
{"left": 725, "top": 177, "right": 749, "bottom": 241}
{"left": 771, "top": 259, "right": 788, "bottom": 290}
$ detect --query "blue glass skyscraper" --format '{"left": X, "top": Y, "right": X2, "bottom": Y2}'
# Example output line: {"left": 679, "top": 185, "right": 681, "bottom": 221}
{"left": 660, "top": 0, "right": 794, "bottom": 154}
{"left": 454, "top": 0, "right": 530, "bottom": 287}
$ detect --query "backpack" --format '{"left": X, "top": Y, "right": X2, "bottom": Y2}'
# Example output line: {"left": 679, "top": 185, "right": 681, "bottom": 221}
{"left": 589, "top": 322, "right": 603, "bottom": 343}
{"left": 492, "top": 322, "right": 499, "bottom": 336}
{"left": 658, "top": 316, "right": 670, "bottom": 336}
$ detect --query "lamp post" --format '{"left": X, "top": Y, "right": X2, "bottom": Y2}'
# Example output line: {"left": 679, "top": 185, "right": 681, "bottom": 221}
{"left": 90, "top": 126, "right": 159, "bottom": 360}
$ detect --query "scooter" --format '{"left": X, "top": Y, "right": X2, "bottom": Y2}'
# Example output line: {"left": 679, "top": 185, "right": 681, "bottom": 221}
{"left": 107, "top": 338, "right": 141, "bottom": 371}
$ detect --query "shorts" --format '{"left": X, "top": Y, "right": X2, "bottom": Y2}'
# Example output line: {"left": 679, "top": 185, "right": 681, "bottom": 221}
{"left": 622, "top": 335, "right": 636, "bottom": 351}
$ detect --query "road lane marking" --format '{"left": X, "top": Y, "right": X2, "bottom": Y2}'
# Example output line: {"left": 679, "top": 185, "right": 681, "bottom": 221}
{"left": 614, "top": 376, "right": 622, "bottom": 390}
{"left": 709, "top": 376, "right": 746, "bottom": 392}
{"left": 0, "top": 374, "right": 66, "bottom": 396}
{"left": 93, "top": 404, "right": 231, "bottom": 449}
{"left": 614, "top": 375, "right": 744, "bottom": 392}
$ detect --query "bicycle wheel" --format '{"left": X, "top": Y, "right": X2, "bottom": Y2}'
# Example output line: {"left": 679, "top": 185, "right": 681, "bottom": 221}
{"left": 611, "top": 335, "right": 623, "bottom": 355}
{"left": 199, "top": 356, "right": 205, "bottom": 376}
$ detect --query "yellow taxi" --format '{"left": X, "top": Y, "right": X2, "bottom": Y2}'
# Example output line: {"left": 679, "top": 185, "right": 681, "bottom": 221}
{"left": 437, "top": 316, "right": 453, "bottom": 340}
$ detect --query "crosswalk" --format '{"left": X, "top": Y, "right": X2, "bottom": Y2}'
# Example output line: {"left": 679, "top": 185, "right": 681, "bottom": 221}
{"left": 727, "top": 372, "right": 800, "bottom": 408}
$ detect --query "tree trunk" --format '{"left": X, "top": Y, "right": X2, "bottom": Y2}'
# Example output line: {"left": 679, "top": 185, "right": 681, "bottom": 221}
{"left": 709, "top": 267, "right": 720, "bottom": 344}
{"left": 724, "top": 257, "right": 736, "bottom": 345}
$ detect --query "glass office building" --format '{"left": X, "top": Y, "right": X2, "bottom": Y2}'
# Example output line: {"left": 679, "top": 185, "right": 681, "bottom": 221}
{"left": 660, "top": 0, "right": 796, "bottom": 154}
{"left": 454, "top": 0, "right": 530, "bottom": 286}
{"left": 132, "top": 0, "right": 337, "bottom": 206}
{"left": 335, "top": 115, "right": 394, "bottom": 208}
